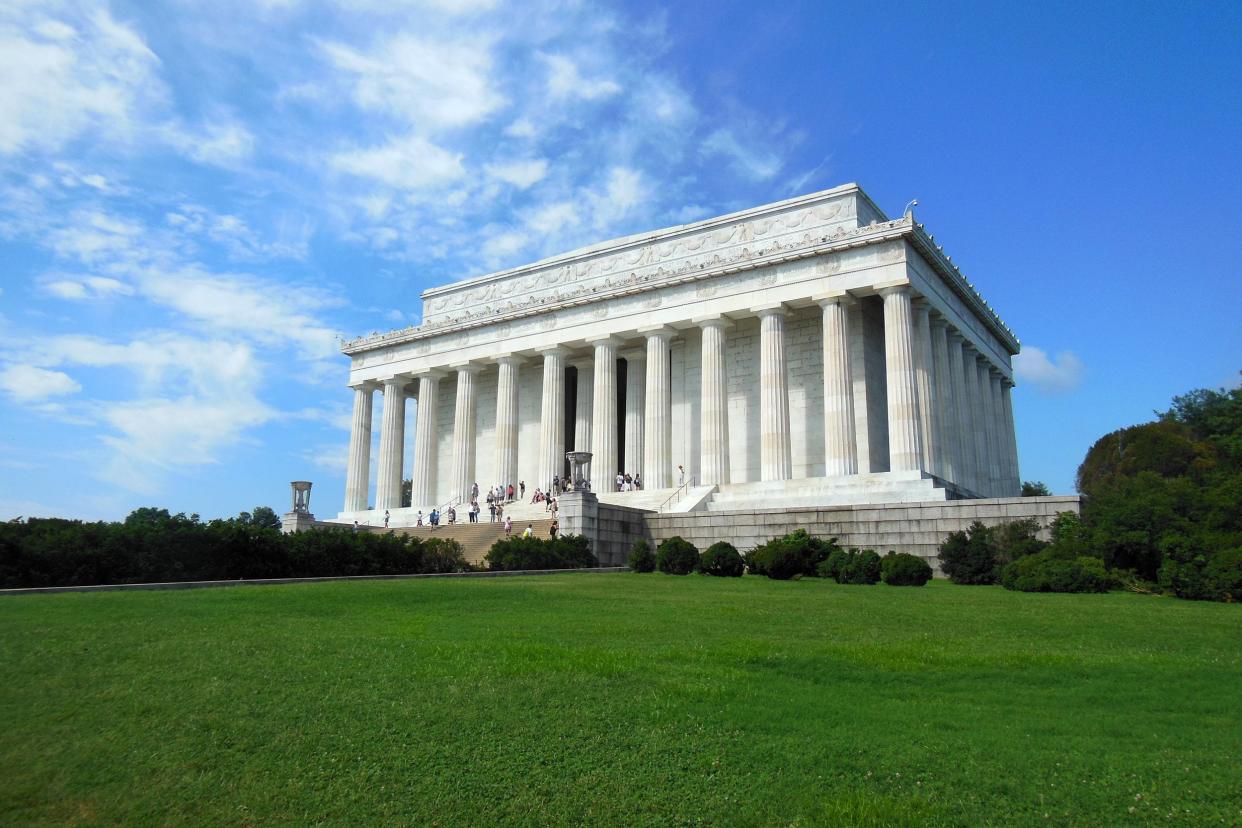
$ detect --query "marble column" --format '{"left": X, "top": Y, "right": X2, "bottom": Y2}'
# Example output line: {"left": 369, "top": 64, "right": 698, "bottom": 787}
{"left": 494, "top": 356, "right": 523, "bottom": 492}
{"left": 622, "top": 347, "right": 646, "bottom": 483}
{"left": 756, "top": 305, "right": 792, "bottom": 481}
{"left": 642, "top": 327, "right": 675, "bottom": 489}
{"left": 929, "top": 316, "right": 957, "bottom": 484}
{"left": 375, "top": 376, "right": 408, "bottom": 510}
{"left": 817, "top": 295, "right": 857, "bottom": 476}
{"left": 589, "top": 338, "right": 619, "bottom": 493}
{"left": 975, "top": 357, "right": 998, "bottom": 496}
{"left": 1001, "top": 379, "right": 1020, "bottom": 496}
{"left": 989, "top": 368, "right": 1007, "bottom": 496}
{"left": 537, "top": 348, "right": 567, "bottom": 492}
{"left": 948, "top": 334, "right": 975, "bottom": 494}
{"left": 697, "top": 315, "right": 731, "bottom": 486}
{"left": 961, "top": 345, "right": 984, "bottom": 494}
{"left": 572, "top": 357, "right": 593, "bottom": 484}
{"left": 912, "top": 300, "right": 941, "bottom": 477}
{"left": 880, "top": 286, "right": 923, "bottom": 472}
{"left": 449, "top": 365, "right": 480, "bottom": 505}
{"left": 343, "top": 384, "right": 374, "bottom": 512}
{"left": 410, "top": 372, "right": 442, "bottom": 508}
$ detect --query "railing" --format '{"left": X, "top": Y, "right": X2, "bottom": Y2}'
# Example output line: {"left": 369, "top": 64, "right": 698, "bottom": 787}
{"left": 657, "top": 477, "right": 697, "bottom": 513}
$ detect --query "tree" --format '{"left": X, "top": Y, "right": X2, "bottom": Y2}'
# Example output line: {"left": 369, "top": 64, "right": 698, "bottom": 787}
{"left": 402, "top": 478, "right": 412, "bottom": 508}
{"left": 1021, "top": 481, "right": 1051, "bottom": 497}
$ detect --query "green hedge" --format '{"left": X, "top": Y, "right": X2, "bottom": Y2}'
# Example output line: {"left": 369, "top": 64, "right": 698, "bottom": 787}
{"left": 0, "top": 509, "right": 467, "bottom": 588}
{"left": 484, "top": 534, "right": 597, "bottom": 571}
{"left": 999, "top": 550, "right": 1114, "bottom": 593}
{"left": 818, "top": 548, "right": 881, "bottom": 584}
{"left": 881, "top": 552, "right": 933, "bottom": 586}
{"left": 747, "top": 529, "right": 839, "bottom": 580}
{"left": 700, "top": 542, "right": 744, "bottom": 577}
{"left": 656, "top": 536, "right": 700, "bottom": 575}
{"left": 628, "top": 540, "right": 656, "bottom": 573}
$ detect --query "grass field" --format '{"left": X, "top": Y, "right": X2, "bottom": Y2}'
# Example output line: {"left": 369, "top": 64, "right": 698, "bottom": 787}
{"left": 1, "top": 574, "right": 1239, "bottom": 826}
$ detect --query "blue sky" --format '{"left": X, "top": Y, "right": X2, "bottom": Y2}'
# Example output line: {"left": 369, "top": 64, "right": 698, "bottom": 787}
{"left": 1, "top": 0, "right": 1239, "bottom": 521}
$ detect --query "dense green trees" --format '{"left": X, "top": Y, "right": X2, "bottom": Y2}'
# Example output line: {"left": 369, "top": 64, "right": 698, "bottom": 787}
{"left": 483, "top": 535, "right": 596, "bottom": 571}
{"left": 0, "top": 508, "right": 467, "bottom": 588}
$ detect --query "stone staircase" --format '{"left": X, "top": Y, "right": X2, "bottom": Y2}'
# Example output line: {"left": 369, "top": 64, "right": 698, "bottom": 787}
{"left": 705, "top": 471, "right": 950, "bottom": 511}
{"left": 380, "top": 518, "right": 557, "bottom": 566}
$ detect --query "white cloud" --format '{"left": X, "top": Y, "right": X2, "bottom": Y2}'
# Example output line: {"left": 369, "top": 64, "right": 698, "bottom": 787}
{"left": 486, "top": 158, "right": 549, "bottom": 189}
{"left": 40, "top": 274, "right": 133, "bottom": 301}
{"left": 331, "top": 135, "right": 465, "bottom": 190}
{"left": 701, "top": 128, "right": 781, "bottom": 181}
{"left": 0, "top": 363, "right": 81, "bottom": 402}
{"left": 1013, "top": 346, "right": 1084, "bottom": 394}
{"left": 0, "top": 8, "right": 165, "bottom": 156}
{"left": 540, "top": 53, "right": 621, "bottom": 101}
{"left": 320, "top": 32, "right": 503, "bottom": 130}
{"left": 163, "top": 118, "right": 256, "bottom": 167}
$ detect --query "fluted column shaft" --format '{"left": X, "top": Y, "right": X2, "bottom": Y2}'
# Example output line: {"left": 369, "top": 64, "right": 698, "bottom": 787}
{"left": 1002, "top": 380, "right": 1020, "bottom": 495}
{"left": 975, "top": 358, "right": 998, "bottom": 495}
{"left": 912, "top": 302, "right": 941, "bottom": 476}
{"left": 930, "top": 317, "right": 956, "bottom": 484}
{"left": 881, "top": 286, "right": 923, "bottom": 472}
{"left": 699, "top": 317, "right": 731, "bottom": 486}
{"left": 961, "top": 346, "right": 984, "bottom": 494}
{"left": 375, "top": 377, "right": 407, "bottom": 510}
{"left": 623, "top": 349, "right": 645, "bottom": 482}
{"left": 494, "top": 357, "right": 522, "bottom": 492}
{"left": 450, "top": 367, "right": 479, "bottom": 505}
{"left": 643, "top": 329, "right": 673, "bottom": 488}
{"left": 573, "top": 359, "right": 593, "bottom": 482}
{"left": 344, "top": 384, "right": 374, "bottom": 512}
{"left": 757, "top": 306, "right": 792, "bottom": 481}
{"left": 988, "top": 369, "right": 1006, "bottom": 496}
{"left": 590, "top": 340, "right": 619, "bottom": 492}
{"left": 537, "top": 349, "right": 567, "bottom": 492}
{"left": 818, "top": 297, "right": 857, "bottom": 476}
{"left": 948, "top": 335, "right": 974, "bottom": 493}
{"left": 410, "top": 373, "right": 440, "bottom": 507}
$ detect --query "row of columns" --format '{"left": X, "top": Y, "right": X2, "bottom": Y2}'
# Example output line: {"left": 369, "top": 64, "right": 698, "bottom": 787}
{"left": 343, "top": 284, "right": 1020, "bottom": 511}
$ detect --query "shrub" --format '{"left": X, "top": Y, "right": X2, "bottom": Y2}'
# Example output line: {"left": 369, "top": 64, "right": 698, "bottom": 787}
{"left": 826, "top": 548, "right": 882, "bottom": 585}
{"left": 1000, "top": 550, "right": 1113, "bottom": 593}
{"left": 628, "top": 540, "right": 656, "bottom": 573}
{"left": 700, "top": 542, "right": 744, "bottom": 577}
{"left": 1158, "top": 546, "right": 1242, "bottom": 601}
{"left": 485, "top": 534, "right": 597, "bottom": 571}
{"left": 656, "top": 536, "right": 700, "bottom": 575}
{"left": 937, "top": 521, "right": 999, "bottom": 584}
{"left": 749, "top": 530, "right": 840, "bottom": 580}
{"left": 881, "top": 552, "right": 933, "bottom": 586}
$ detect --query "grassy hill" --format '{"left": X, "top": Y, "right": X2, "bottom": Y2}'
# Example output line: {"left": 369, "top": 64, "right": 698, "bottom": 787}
{"left": 2, "top": 574, "right": 1238, "bottom": 826}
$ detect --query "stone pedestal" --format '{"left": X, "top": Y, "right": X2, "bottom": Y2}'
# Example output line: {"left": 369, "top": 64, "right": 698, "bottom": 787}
{"left": 281, "top": 511, "right": 317, "bottom": 534}
{"left": 557, "top": 490, "right": 599, "bottom": 548}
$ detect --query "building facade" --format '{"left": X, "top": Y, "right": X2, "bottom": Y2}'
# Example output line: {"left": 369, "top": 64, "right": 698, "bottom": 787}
{"left": 337, "top": 183, "right": 1021, "bottom": 526}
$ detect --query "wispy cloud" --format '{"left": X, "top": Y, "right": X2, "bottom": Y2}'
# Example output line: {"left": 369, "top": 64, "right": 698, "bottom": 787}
{"left": 1014, "top": 346, "right": 1084, "bottom": 394}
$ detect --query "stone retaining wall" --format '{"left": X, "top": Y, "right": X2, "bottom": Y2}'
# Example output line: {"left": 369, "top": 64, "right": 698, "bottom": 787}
{"left": 641, "top": 495, "right": 1081, "bottom": 569}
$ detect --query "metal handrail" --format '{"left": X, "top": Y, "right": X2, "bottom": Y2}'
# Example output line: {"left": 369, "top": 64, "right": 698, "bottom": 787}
{"left": 657, "top": 477, "right": 697, "bottom": 513}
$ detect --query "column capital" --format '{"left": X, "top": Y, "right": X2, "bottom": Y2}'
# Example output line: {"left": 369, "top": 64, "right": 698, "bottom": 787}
{"left": 535, "top": 345, "right": 571, "bottom": 358}
{"left": 381, "top": 375, "right": 411, "bottom": 392}
{"left": 495, "top": 354, "right": 526, "bottom": 367}
{"left": 875, "top": 280, "right": 913, "bottom": 297}
{"left": 350, "top": 380, "right": 381, "bottom": 392}
{"left": 812, "top": 290, "right": 857, "bottom": 308}
{"left": 692, "top": 313, "right": 735, "bottom": 330}
{"left": 449, "top": 361, "right": 484, "bottom": 375}
{"left": 414, "top": 368, "right": 449, "bottom": 381}
{"left": 750, "top": 302, "right": 787, "bottom": 318}
{"left": 1002, "top": 376, "right": 1016, "bottom": 389}
{"left": 587, "top": 335, "right": 625, "bottom": 349}
{"left": 928, "top": 313, "right": 949, "bottom": 331}
{"left": 946, "top": 328, "right": 965, "bottom": 344}
{"left": 568, "top": 355, "right": 594, "bottom": 371}
{"left": 637, "top": 325, "right": 677, "bottom": 339}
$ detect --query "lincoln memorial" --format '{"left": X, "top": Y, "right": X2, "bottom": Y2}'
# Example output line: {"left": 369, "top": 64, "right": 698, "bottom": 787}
{"left": 335, "top": 183, "right": 1021, "bottom": 527}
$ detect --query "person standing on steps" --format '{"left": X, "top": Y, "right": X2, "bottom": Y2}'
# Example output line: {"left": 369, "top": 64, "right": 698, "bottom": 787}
{"left": 520, "top": 481, "right": 526, "bottom": 499}
{"left": 471, "top": 482, "right": 479, "bottom": 501}
{"left": 416, "top": 511, "right": 424, "bottom": 526}
{"left": 522, "top": 523, "right": 533, "bottom": 538}
{"left": 504, "top": 515, "right": 513, "bottom": 536}
{"left": 678, "top": 465, "right": 685, "bottom": 486}
{"left": 383, "top": 509, "right": 390, "bottom": 529}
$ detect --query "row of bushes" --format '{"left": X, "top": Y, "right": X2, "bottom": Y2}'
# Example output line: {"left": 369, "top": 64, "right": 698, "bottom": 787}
{"left": 628, "top": 531, "right": 933, "bottom": 586}
{"left": 483, "top": 535, "right": 597, "bottom": 571}
{"left": 0, "top": 508, "right": 468, "bottom": 588}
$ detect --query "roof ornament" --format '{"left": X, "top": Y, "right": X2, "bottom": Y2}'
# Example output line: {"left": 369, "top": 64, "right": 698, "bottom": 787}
{"left": 902, "top": 199, "right": 919, "bottom": 220}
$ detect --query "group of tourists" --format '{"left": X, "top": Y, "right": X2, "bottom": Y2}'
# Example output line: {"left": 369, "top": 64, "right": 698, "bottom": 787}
{"left": 613, "top": 472, "right": 643, "bottom": 492}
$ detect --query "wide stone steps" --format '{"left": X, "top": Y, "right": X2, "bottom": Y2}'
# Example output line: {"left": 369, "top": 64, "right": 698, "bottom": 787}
{"left": 706, "top": 472, "right": 949, "bottom": 511}
{"left": 382, "top": 518, "right": 556, "bottom": 566}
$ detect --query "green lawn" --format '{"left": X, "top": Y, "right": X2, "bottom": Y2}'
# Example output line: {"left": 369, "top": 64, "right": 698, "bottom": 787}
{"left": 1, "top": 575, "right": 1239, "bottom": 826}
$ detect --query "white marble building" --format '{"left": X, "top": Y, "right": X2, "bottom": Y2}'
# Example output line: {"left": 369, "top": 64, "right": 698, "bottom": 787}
{"left": 336, "top": 183, "right": 1021, "bottom": 526}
